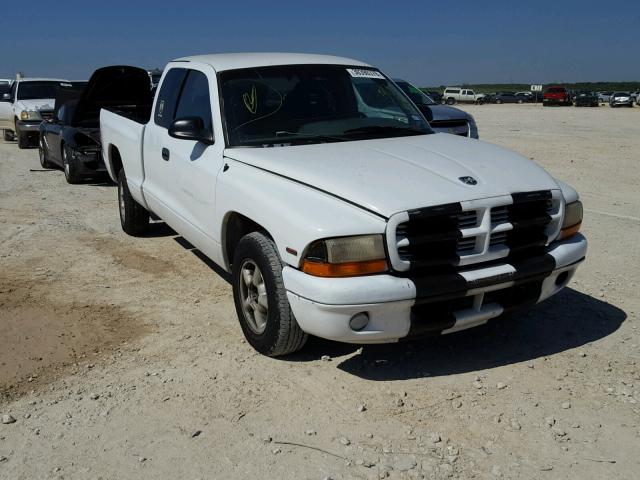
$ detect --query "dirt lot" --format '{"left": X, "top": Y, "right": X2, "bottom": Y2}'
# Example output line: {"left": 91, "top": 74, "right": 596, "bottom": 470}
{"left": 1, "top": 104, "right": 639, "bottom": 479}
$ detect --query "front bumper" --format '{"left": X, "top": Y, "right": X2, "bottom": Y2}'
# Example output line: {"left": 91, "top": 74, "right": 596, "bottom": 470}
{"left": 284, "top": 234, "right": 587, "bottom": 344}
{"left": 69, "top": 147, "right": 107, "bottom": 175}
{"left": 16, "top": 120, "right": 43, "bottom": 132}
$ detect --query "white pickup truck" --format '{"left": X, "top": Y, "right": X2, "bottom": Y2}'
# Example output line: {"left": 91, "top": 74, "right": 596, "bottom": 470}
{"left": 442, "top": 87, "right": 485, "bottom": 105}
{"left": 100, "top": 53, "right": 587, "bottom": 356}
{"left": 0, "top": 78, "right": 69, "bottom": 148}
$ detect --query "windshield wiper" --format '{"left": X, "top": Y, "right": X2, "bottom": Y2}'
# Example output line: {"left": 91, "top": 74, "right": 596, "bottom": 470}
{"left": 274, "top": 131, "right": 348, "bottom": 144}
{"left": 343, "top": 125, "right": 428, "bottom": 136}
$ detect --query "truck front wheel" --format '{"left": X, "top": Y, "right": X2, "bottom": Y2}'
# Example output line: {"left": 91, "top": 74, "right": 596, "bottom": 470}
{"left": 117, "top": 169, "right": 149, "bottom": 236}
{"left": 3, "top": 130, "right": 14, "bottom": 142}
{"left": 232, "top": 232, "right": 307, "bottom": 356}
{"left": 16, "top": 127, "right": 29, "bottom": 149}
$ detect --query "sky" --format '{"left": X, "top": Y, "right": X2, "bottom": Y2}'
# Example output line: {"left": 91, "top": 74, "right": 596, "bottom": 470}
{"left": 2, "top": 0, "right": 639, "bottom": 86}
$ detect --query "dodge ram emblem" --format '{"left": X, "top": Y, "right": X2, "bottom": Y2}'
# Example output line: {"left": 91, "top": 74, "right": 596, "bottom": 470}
{"left": 459, "top": 176, "right": 478, "bottom": 185}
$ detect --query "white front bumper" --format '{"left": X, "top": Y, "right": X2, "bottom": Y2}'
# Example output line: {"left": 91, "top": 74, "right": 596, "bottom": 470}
{"left": 284, "top": 234, "right": 587, "bottom": 344}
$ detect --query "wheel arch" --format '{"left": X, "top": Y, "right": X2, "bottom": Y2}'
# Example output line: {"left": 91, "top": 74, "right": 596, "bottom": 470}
{"left": 107, "top": 144, "right": 123, "bottom": 181}
{"left": 221, "top": 211, "right": 273, "bottom": 271}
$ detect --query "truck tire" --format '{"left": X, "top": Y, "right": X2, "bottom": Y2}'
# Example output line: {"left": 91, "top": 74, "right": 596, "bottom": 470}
{"left": 446, "top": 97, "right": 455, "bottom": 105}
{"left": 39, "top": 137, "right": 55, "bottom": 168}
{"left": 117, "top": 169, "right": 150, "bottom": 236}
{"left": 3, "top": 130, "right": 13, "bottom": 142}
{"left": 495, "top": 99, "right": 502, "bottom": 104}
{"left": 62, "top": 144, "right": 82, "bottom": 184}
{"left": 16, "top": 127, "right": 29, "bottom": 149}
{"left": 232, "top": 232, "right": 307, "bottom": 356}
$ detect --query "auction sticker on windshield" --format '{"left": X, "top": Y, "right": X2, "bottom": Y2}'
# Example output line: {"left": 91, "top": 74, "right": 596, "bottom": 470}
{"left": 346, "top": 68, "right": 385, "bottom": 79}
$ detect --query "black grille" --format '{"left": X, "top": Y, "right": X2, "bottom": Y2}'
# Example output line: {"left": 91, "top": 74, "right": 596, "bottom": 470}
{"left": 397, "top": 203, "right": 464, "bottom": 269}
{"left": 430, "top": 119, "right": 469, "bottom": 137}
{"left": 39, "top": 110, "right": 54, "bottom": 121}
{"left": 505, "top": 191, "right": 552, "bottom": 257}
{"left": 406, "top": 278, "right": 544, "bottom": 338}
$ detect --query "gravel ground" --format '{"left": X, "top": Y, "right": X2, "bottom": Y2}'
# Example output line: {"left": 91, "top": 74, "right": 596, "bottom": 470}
{"left": 1, "top": 104, "right": 639, "bottom": 479}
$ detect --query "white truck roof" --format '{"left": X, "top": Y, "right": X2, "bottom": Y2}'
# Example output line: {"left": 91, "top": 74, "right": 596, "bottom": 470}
{"left": 174, "top": 52, "right": 370, "bottom": 72}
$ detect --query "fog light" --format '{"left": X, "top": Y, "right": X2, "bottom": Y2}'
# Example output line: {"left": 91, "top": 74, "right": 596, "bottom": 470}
{"left": 349, "top": 312, "right": 369, "bottom": 331}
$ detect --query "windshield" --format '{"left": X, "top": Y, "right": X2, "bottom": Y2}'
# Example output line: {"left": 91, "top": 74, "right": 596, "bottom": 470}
{"left": 17, "top": 81, "right": 60, "bottom": 100}
{"left": 219, "top": 64, "right": 431, "bottom": 147}
{"left": 395, "top": 81, "right": 436, "bottom": 106}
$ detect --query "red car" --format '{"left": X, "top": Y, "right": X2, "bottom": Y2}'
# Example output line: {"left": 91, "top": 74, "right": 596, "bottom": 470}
{"left": 543, "top": 86, "right": 572, "bottom": 106}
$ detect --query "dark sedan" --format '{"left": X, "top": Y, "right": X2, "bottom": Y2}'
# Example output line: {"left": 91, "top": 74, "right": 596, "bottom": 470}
{"left": 491, "top": 92, "right": 520, "bottom": 104}
{"left": 394, "top": 79, "right": 479, "bottom": 139}
{"left": 39, "top": 65, "right": 152, "bottom": 183}
{"left": 574, "top": 91, "right": 599, "bottom": 107}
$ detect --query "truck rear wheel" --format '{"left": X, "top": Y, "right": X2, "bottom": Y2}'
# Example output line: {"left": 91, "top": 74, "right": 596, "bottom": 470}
{"left": 117, "top": 169, "right": 150, "bottom": 236}
{"left": 232, "top": 232, "right": 307, "bottom": 356}
{"left": 446, "top": 97, "right": 455, "bottom": 105}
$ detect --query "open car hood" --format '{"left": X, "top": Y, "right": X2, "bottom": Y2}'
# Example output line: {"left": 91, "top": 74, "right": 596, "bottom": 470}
{"left": 72, "top": 66, "right": 151, "bottom": 126}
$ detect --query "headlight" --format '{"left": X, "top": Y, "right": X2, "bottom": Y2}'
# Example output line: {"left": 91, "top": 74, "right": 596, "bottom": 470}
{"left": 301, "top": 234, "right": 388, "bottom": 277}
{"left": 558, "top": 201, "right": 583, "bottom": 240}
{"left": 20, "top": 110, "right": 40, "bottom": 121}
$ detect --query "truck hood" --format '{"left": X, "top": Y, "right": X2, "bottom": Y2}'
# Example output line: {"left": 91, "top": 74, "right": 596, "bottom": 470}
{"left": 14, "top": 99, "right": 55, "bottom": 112}
{"left": 224, "top": 134, "right": 560, "bottom": 218}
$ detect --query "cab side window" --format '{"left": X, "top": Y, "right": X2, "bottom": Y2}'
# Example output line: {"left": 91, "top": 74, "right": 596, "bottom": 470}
{"left": 154, "top": 68, "right": 187, "bottom": 128}
{"left": 174, "top": 70, "right": 213, "bottom": 133}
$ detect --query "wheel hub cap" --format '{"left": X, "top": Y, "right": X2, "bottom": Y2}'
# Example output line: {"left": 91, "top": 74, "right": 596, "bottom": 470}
{"left": 239, "top": 260, "right": 269, "bottom": 334}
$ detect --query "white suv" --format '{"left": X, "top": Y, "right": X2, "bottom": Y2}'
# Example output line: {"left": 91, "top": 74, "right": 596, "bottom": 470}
{"left": 442, "top": 87, "right": 484, "bottom": 105}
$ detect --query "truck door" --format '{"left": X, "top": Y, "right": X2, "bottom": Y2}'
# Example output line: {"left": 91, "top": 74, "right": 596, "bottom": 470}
{"left": 144, "top": 65, "right": 226, "bottom": 254}
{"left": 142, "top": 67, "right": 188, "bottom": 222}
{"left": 0, "top": 83, "right": 16, "bottom": 130}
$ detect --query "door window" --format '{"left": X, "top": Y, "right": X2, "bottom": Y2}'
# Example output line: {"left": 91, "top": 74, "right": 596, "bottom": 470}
{"left": 154, "top": 68, "right": 187, "bottom": 128}
{"left": 174, "top": 70, "right": 213, "bottom": 132}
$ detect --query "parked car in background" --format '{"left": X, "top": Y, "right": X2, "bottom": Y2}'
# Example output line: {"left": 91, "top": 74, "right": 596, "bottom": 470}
{"left": 491, "top": 92, "right": 520, "bottom": 104}
{"left": 543, "top": 86, "right": 572, "bottom": 106}
{"left": 100, "top": 52, "right": 586, "bottom": 356}
{"left": 597, "top": 91, "right": 613, "bottom": 103}
{"left": 0, "top": 82, "right": 12, "bottom": 140}
{"left": 394, "top": 79, "right": 478, "bottom": 138}
{"left": 425, "top": 90, "right": 443, "bottom": 103}
{"left": 574, "top": 91, "right": 599, "bottom": 107}
{"left": 442, "top": 87, "right": 485, "bottom": 105}
{"left": 479, "top": 92, "right": 496, "bottom": 104}
{"left": 609, "top": 92, "right": 634, "bottom": 108}
{"left": 0, "top": 78, "right": 70, "bottom": 147}
{"left": 147, "top": 69, "right": 162, "bottom": 89}
{"left": 515, "top": 92, "right": 534, "bottom": 103}
{"left": 39, "top": 66, "right": 152, "bottom": 183}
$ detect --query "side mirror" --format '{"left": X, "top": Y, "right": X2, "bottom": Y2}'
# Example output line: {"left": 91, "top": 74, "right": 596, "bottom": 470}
{"left": 168, "top": 117, "right": 214, "bottom": 145}
{"left": 0, "top": 93, "right": 11, "bottom": 102}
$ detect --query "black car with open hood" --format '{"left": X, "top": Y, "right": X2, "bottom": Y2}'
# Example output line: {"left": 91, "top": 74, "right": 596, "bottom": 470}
{"left": 39, "top": 65, "right": 153, "bottom": 184}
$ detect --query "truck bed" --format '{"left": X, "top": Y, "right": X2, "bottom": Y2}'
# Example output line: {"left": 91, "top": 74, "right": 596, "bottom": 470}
{"left": 100, "top": 108, "right": 147, "bottom": 205}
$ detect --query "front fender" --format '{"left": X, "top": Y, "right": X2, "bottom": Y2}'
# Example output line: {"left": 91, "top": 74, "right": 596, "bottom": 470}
{"left": 216, "top": 158, "right": 387, "bottom": 269}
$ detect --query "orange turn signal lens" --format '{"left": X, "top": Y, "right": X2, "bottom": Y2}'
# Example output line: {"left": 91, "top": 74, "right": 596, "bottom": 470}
{"left": 559, "top": 221, "right": 581, "bottom": 240}
{"left": 301, "top": 259, "right": 388, "bottom": 277}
